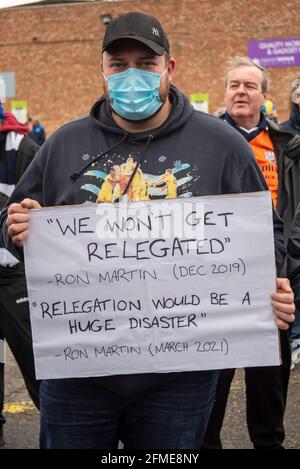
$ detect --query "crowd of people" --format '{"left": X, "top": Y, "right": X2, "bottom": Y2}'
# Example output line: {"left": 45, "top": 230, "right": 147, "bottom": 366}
{"left": 0, "top": 11, "right": 300, "bottom": 449}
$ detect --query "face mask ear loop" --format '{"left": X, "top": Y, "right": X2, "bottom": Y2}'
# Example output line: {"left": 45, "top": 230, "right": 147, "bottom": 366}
{"left": 160, "top": 67, "right": 169, "bottom": 80}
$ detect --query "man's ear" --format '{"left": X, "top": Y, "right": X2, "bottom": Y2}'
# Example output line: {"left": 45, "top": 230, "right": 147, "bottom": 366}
{"left": 167, "top": 57, "right": 176, "bottom": 82}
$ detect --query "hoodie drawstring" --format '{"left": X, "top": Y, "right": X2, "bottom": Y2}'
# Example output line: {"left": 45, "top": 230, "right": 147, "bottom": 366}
{"left": 114, "top": 134, "right": 154, "bottom": 203}
{"left": 69, "top": 133, "right": 128, "bottom": 181}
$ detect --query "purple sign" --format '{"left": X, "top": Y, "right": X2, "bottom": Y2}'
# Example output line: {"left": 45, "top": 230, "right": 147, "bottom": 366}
{"left": 248, "top": 37, "right": 300, "bottom": 68}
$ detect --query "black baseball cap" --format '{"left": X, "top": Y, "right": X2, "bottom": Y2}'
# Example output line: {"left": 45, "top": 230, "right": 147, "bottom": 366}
{"left": 102, "top": 12, "right": 170, "bottom": 56}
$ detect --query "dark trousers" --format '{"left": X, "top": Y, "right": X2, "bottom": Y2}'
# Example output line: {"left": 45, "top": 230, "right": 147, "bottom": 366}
{"left": 40, "top": 371, "right": 219, "bottom": 449}
{"left": 0, "top": 264, "right": 40, "bottom": 412}
{"left": 202, "top": 329, "right": 291, "bottom": 449}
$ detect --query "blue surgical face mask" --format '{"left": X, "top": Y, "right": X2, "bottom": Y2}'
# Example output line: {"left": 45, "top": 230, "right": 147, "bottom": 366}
{"left": 104, "top": 67, "right": 167, "bottom": 121}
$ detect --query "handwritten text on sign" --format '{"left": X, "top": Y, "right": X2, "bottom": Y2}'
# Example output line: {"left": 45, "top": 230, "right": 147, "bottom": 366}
{"left": 24, "top": 192, "right": 280, "bottom": 379}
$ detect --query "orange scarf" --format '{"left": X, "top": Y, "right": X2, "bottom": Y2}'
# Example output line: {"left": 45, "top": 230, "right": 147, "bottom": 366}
{"left": 250, "top": 130, "right": 278, "bottom": 207}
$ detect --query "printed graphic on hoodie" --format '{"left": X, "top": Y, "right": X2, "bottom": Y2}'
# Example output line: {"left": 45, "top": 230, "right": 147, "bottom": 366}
{"left": 80, "top": 153, "right": 193, "bottom": 203}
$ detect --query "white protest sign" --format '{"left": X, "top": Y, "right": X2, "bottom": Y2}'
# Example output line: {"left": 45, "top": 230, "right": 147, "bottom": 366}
{"left": 24, "top": 192, "right": 280, "bottom": 380}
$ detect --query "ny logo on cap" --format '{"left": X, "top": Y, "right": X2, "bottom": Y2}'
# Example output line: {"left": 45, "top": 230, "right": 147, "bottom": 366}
{"left": 152, "top": 27, "right": 160, "bottom": 37}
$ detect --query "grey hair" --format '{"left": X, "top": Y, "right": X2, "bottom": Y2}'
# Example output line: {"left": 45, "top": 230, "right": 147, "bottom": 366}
{"left": 224, "top": 56, "right": 270, "bottom": 93}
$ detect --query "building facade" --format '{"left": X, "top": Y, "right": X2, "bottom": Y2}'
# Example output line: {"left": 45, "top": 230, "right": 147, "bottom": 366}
{"left": 0, "top": 0, "right": 299, "bottom": 134}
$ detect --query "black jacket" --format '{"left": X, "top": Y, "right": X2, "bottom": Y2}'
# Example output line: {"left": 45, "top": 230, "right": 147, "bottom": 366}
{"left": 279, "top": 107, "right": 300, "bottom": 241}
{"left": 284, "top": 106, "right": 300, "bottom": 300}
{"left": 267, "top": 118, "right": 300, "bottom": 239}
{"left": 15, "top": 136, "right": 40, "bottom": 185}
{"left": 0, "top": 134, "right": 38, "bottom": 272}
{"left": 0, "top": 134, "right": 39, "bottom": 211}
{"left": 287, "top": 202, "right": 300, "bottom": 308}
{"left": 0, "top": 86, "right": 285, "bottom": 396}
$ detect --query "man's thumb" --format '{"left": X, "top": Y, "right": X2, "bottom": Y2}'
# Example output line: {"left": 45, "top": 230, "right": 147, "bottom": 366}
{"left": 20, "top": 198, "right": 41, "bottom": 209}
{"left": 277, "top": 277, "right": 292, "bottom": 292}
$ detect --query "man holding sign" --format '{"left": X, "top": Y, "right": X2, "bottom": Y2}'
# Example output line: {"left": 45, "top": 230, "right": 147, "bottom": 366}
{"left": 0, "top": 12, "right": 295, "bottom": 449}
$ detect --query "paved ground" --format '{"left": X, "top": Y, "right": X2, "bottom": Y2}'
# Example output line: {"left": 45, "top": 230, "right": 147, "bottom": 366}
{"left": 1, "top": 346, "right": 299, "bottom": 450}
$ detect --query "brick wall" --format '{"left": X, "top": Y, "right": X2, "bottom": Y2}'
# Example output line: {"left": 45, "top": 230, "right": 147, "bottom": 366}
{"left": 0, "top": 0, "right": 299, "bottom": 134}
